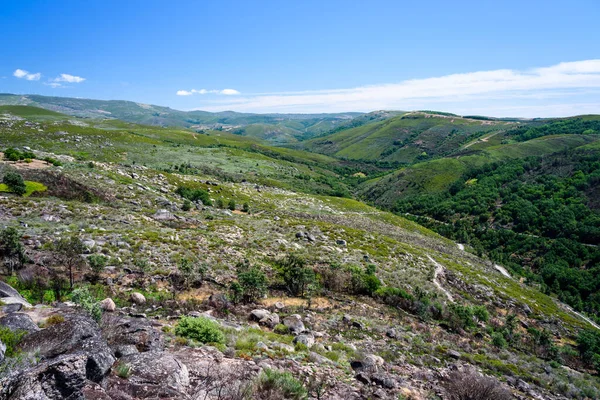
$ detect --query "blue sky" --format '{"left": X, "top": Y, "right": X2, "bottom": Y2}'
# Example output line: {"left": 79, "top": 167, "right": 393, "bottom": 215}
{"left": 1, "top": 0, "right": 599, "bottom": 116}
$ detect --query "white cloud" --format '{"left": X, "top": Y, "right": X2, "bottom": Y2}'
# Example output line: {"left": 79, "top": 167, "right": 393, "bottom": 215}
{"left": 45, "top": 82, "right": 64, "bottom": 88}
{"left": 54, "top": 73, "right": 85, "bottom": 83}
{"left": 220, "top": 88, "right": 240, "bottom": 95}
{"left": 189, "top": 60, "right": 600, "bottom": 117}
{"left": 176, "top": 88, "right": 240, "bottom": 96}
{"left": 13, "top": 69, "right": 41, "bottom": 81}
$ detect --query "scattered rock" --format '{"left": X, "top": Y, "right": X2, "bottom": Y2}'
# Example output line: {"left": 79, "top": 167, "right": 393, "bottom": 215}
{"left": 130, "top": 292, "right": 146, "bottom": 305}
{"left": 283, "top": 314, "right": 305, "bottom": 334}
{"left": 208, "top": 292, "right": 230, "bottom": 309}
{"left": 293, "top": 334, "right": 315, "bottom": 348}
{"left": 0, "top": 313, "right": 40, "bottom": 334}
{"left": 117, "top": 351, "right": 189, "bottom": 394}
{"left": 99, "top": 297, "right": 116, "bottom": 312}
{"left": 1, "top": 303, "right": 23, "bottom": 313}
{"left": 447, "top": 349, "right": 461, "bottom": 359}
{"left": 336, "top": 239, "right": 347, "bottom": 246}
{"left": 101, "top": 313, "right": 164, "bottom": 353}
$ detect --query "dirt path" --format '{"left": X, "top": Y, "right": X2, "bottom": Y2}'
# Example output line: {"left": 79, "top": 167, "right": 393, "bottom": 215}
{"left": 428, "top": 255, "right": 454, "bottom": 302}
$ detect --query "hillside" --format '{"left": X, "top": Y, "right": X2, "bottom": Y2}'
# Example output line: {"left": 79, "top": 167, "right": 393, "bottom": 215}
{"left": 0, "top": 94, "right": 361, "bottom": 143}
{"left": 0, "top": 106, "right": 599, "bottom": 399}
{"left": 299, "top": 112, "right": 517, "bottom": 164}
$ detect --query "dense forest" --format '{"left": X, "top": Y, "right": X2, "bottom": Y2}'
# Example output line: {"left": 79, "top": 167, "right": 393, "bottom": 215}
{"left": 507, "top": 117, "right": 600, "bottom": 142}
{"left": 394, "top": 148, "right": 600, "bottom": 319}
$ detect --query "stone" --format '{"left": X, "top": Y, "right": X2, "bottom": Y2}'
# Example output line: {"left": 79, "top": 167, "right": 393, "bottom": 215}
{"left": 99, "top": 297, "right": 116, "bottom": 312}
{"left": 336, "top": 239, "right": 347, "bottom": 246}
{"left": 352, "top": 320, "right": 364, "bottom": 329}
{"left": 0, "top": 296, "right": 32, "bottom": 308}
{"left": 447, "top": 349, "right": 461, "bottom": 359}
{"left": 209, "top": 292, "right": 230, "bottom": 309}
{"left": 295, "top": 232, "right": 305, "bottom": 239}
{"left": 309, "top": 351, "right": 332, "bottom": 365}
{"left": 386, "top": 328, "right": 397, "bottom": 339}
{"left": 0, "top": 313, "right": 40, "bottom": 334}
{"left": 0, "top": 340, "right": 5, "bottom": 363}
{"left": 130, "top": 292, "right": 146, "bottom": 304}
{"left": 153, "top": 209, "right": 175, "bottom": 221}
{"left": 283, "top": 314, "right": 305, "bottom": 334}
{"left": 118, "top": 351, "right": 189, "bottom": 393}
{"left": 18, "top": 314, "right": 115, "bottom": 382}
{"left": 1, "top": 303, "right": 23, "bottom": 313}
{"left": 101, "top": 313, "right": 164, "bottom": 353}
{"left": 372, "top": 373, "right": 397, "bottom": 389}
{"left": 0, "top": 353, "right": 88, "bottom": 399}
{"left": 355, "top": 372, "right": 370, "bottom": 384}
{"left": 293, "top": 334, "right": 315, "bottom": 348}
{"left": 0, "top": 281, "right": 22, "bottom": 299}
{"left": 114, "top": 344, "right": 139, "bottom": 358}
{"left": 273, "top": 301, "right": 285, "bottom": 310}
{"left": 250, "top": 309, "right": 271, "bottom": 321}
{"left": 306, "top": 233, "right": 317, "bottom": 242}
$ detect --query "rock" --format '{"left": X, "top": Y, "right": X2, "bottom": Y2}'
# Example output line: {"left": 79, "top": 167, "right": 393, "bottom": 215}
{"left": 256, "top": 341, "right": 269, "bottom": 351}
{"left": 118, "top": 351, "right": 189, "bottom": 393}
{"left": 293, "top": 334, "right": 315, "bottom": 348}
{"left": 447, "top": 349, "right": 461, "bottom": 359}
{"left": 101, "top": 313, "right": 164, "bottom": 353}
{"left": 0, "top": 313, "right": 40, "bottom": 334}
{"left": 352, "top": 354, "right": 384, "bottom": 372}
{"left": 352, "top": 320, "right": 364, "bottom": 329}
{"left": 153, "top": 209, "right": 175, "bottom": 221}
{"left": 308, "top": 351, "right": 332, "bottom": 365}
{"left": 273, "top": 301, "right": 285, "bottom": 310}
{"left": 130, "top": 292, "right": 146, "bottom": 304}
{"left": 1, "top": 303, "right": 22, "bottom": 313}
{"left": 523, "top": 304, "right": 532, "bottom": 315}
{"left": 0, "top": 296, "right": 32, "bottom": 308}
{"left": 250, "top": 309, "right": 271, "bottom": 321}
{"left": 306, "top": 233, "right": 317, "bottom": 242}
{"left": 99, "top": 297, "right": 116, "bottom": 312}
{"left": 386, "top": 328, "right": 397, "bottom": 339}
{"left": 295, "top": 232, "right": 305, "bottom": 239}
{"left": 355, "top": 372, "right": 371, "bottom": 384}
{"left": 0, "top": 281, "right": 23, "bottom": 299}
{"left": 209, "top": 292, "right": 230, "bottom": 309}
{"left": 0, "top": 353, "right": 89, "bottom": 399}
{"left": 114, "top": 344, "right": 139, "bottom": 358}
{"left": 18, "top": 314, "right": 115, "bottom": 382}
{"left": 372, "top": 373, "right": 397, "bottom": 389}
{"left": 0, "top": 340, "right": 5, "bottom": 363}
{"left": 273, "top": 343, "right": 295, "bottom": 353}
{"left": 283, "top": 314, "right": 305, "bottom": 334}
{"left": 336, "top": 239, "right": 347, "bottom": 246}
{"left": 342, "top": 314, "right": 352, "bottom": 323}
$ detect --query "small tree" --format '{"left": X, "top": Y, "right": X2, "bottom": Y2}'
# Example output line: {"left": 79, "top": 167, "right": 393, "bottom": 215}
{"left": 0, "top": 227, "right": 25, "bottom": 274}
{"left": 276, "top": 254, "right": 316, "bottom": 297}
{"left": 55, "top": 236, "right": 86, "bottom": 289}
{"left": 242, "top": 202, "right": 249, "bottom": 213}
{"left": 237, "top": 266, "right": 268, "bottom": 303}
{"left": 228, "top": 199, "right": 236, "bottom": 211}
{"left": 3, "top": 172, "right": 26, "bottom": 196}
{"left": 88, "top": 254, "right": 108, "bottom": 283}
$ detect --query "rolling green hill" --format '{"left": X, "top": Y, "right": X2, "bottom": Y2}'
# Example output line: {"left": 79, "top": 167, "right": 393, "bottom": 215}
{"left": 0, "top": 93, "right": 361, "bottom": 143}
{"left": 299, "top": 111, "right": 517, "bottom": 164}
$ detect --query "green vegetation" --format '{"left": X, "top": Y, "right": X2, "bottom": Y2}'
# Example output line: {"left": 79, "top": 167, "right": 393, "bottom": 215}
{"left": 2, "top": 172, "right": 26, "bottom": 196}
{"left": 275, "top": 254, "right": 316, "bottom": 297}
{"left": 175, "top": 186, "right": 212, "bottom": 206}
{"left": 71, "top": 286, "right": 102, "bottom": 321}
{"left": 175, "top": 316, "right": 225, "bottom": 345}
{"left": 232, "top": 262, "right": 268, "bottom": 304}
{"left": 255, "top": 368, "right": 307, "bottom": 400}
{"left": 394, "top": 151, "right": 600, "bottom": 319}
{"left": 0, "top": 327, "right": 27, "bottom": 358}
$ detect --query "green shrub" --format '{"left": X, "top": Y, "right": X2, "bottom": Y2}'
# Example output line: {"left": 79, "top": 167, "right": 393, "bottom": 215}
{"left": 175, "top": 316, "right": 225, "bottom": 345}
{"left": 115, "top": 362, "right": 131, "bottom": 379}
{"left": 3, "top": 148, "right": 22, "bottom": 162}
{"left": 0, "top": 327, "right": 26, "bottom": 357}
{"left": 274, "top": 324, "right": 290, "bottom": 335}
{"left": 255, "top": 369, "right": 307, "bottom": 400}
{"left": 175, "top": 186, "right": 212, "bottom": 206}
{"left": 71, "top": 286, "right": 102, "bottom": 322}
{"left": 228, "top": 281, "right": 243, "bottom": 304}
{"left": 87, "top": 254, "right": 108, "bottom": 283}
{"left": 242, "top": 202, "right": 249, "bottom": 213}
{"left": 43, "top": 157, "right": 62, "bottom": 166}
{"left": 45, "top": 314, "right": 65, "bottom": 326}
{"left": 492, "top": 331, "right": 507, "bottom": 348}
{"left": 473, "top": 305, "right": 489, "bottom": 323}
{"left": 237, "top": 266, "right": 268, "bottom": 303}
{"left": 2, "top": 172, "right": 26, "bottom": 196}
{"left": 275, "top": 255, "right": 316, "bottom": 297}
{"left": 228, "top": 199, "right": 236, "bottom": 210}
{"left": 182, "top": 199, "right": 192, "bottom": 211}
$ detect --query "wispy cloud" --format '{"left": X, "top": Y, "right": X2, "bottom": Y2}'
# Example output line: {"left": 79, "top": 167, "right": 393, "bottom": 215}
{"left": 13, "top": 69, "right": 41, "bottom": 81}
{"left": 53, "top": 73, "right": 85, "bottom": 83}
{"left": 176, "top": 88, "right": 240, "bottom": 96}
{"left": 188, "top": 60, "right": 600, "bottom": 117}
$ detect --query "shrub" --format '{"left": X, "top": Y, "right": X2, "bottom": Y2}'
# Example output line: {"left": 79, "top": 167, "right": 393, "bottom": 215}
{"left": 45, "top": 314, "right": 65, "bottom": 326}
{"left": 473, "top": 305, "right": 489, "bottom": 323}
{"left": 274, "top": 324, "right": 290, "bottom": 335}
{"left": 0, "top": 327, "right": 26, "bottom": 357}
{"left": 228, "top": 281, "right": 243, "bottom": 304}
{"left": 492, "top": 332, "right": 507, "bottom": 348}
{"left": 115, "top": 362, "right": 131, "bottom": 379}
{"left": 175, "top": 186, "right": 212, "bottom": 206}
{"left": 71, "top": 286, "right": 102, "bottom": 322}
{"left": 87, "top": 254, "right": 108, "bottom": 283}
{"left": 228, "top": 199, "right": 236, "bottom": 210}
{"left": 43, "top": 157, "right": 62, "bottom": 166}
{"left": 3, "top": 148, "right": 22, "bottom": 162}
{"left": 216, "top": 198, "right": 224, "bottom": 208}
{"left": 275, "top": 255, "right": 316, "bottom": 297}
{"left": 443, "top": 369, "right": 511, "bottom": 400}
{"left": 2, "top": 172, "right": 26, "bottom": 196}
{"left": 175, "top": 316, "right": 225, "bottom": 345}
{"left": 255, "top": 368, "right": 307, "bottom": 400}
{"left": 446, "top": 304, "right": 476, "bottom": 331}
{"left": 242, "top": 202, "right": 249, "bottom": 213}
{"left": 182, "top": 199, "right": 192, "bottom": 211}
{"left": 237, "top": 266, "right": 268, "bottom": 303}
{"left": 0, "top": 227, "right": 25, "bottom": 274}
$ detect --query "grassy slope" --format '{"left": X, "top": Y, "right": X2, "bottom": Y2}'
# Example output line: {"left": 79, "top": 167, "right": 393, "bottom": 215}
{"left": 300, "top": 112, "right": 514, "bottom": 163}
{"left": 358, "top": 134, "right": 600, "bottom": 208}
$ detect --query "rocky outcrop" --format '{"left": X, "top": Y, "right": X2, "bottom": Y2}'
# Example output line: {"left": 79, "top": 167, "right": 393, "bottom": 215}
{"left": 0, "top": 313, "right": 40, "bottom": 334}
{"left": 101, "top": 313, "right": 164, "bottom": 353}
{"left": 283, "top": 314, "right": 305, "bottom": 334}
{"left": 18, "top": 313, "right": 115, "bottom": 382}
